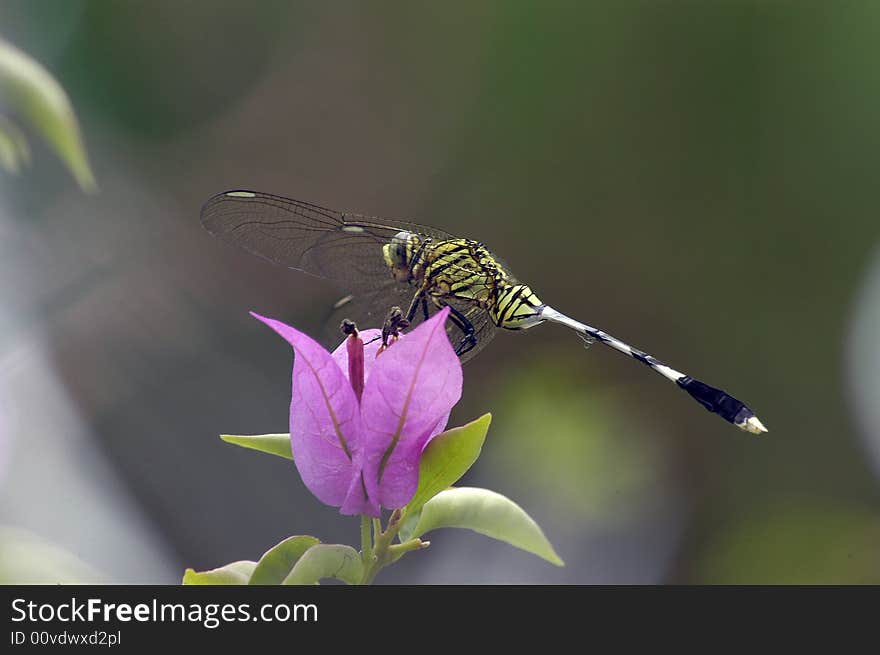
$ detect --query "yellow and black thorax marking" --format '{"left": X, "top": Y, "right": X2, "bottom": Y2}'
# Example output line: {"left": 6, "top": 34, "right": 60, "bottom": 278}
{"left": 383, "top": 233, "right": 545, "bottom": 330}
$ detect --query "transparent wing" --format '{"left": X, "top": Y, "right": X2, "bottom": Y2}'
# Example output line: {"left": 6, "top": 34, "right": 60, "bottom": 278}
{"left": 202, "top": 189, "right": 497, "bottom": 363}
{"left": 319, "top": 281, "right": 419, "bottom": 349}
{"left": 447, "top": 299, "right": 496, "bottom": 364}
{"left": 320, "top": 285, "right": 496, "bottom": 363}
{"left": 200, "top": 190, "right": 456, "bottom": 291}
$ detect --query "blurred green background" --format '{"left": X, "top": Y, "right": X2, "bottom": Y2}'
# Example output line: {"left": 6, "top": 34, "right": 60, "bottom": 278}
{"left": 1, "top": 0, "right": 879, "bottom": 584}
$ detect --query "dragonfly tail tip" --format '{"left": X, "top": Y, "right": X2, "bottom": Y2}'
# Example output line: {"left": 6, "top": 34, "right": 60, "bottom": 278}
{"left": 738, "top": 414, "right": 768, "bottom": 435}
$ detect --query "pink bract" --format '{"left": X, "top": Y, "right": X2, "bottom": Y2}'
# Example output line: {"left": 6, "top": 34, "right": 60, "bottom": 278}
{"left": 252, "top": 307, "right": 462, "bottom": 517}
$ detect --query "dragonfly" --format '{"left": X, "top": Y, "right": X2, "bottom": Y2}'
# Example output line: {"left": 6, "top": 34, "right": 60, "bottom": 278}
{"left": 200, "top": 189, "right": 767, "bottom": 434}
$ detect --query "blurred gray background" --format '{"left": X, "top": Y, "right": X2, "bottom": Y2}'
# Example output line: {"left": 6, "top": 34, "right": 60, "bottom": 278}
{"left": 1, "top": 1, "right": 879, "bottom": 584}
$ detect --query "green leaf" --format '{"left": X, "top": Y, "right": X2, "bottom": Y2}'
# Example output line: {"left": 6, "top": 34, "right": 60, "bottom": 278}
{"left": 248, "top": 535, "right": 321, "bottom": 585}
{"left": 405, "top": 413, "right": 491, "bottom": 515}
{"left": 404, "top": 487, "right": 564, "bottom": 566}
{"left": 0, "top": 38, "right": 96, "bottom": 191}
{"left": 0, "top": 126, "right": 20, "bottom": 173}
{"left": 0, "top": 116, "right": 30, "bottom": 173}
{"left": 221, "top": 433, "right": 292, "bottom": 460}
{"left": 283, "top": 544, "right": 363, "bottom": 585}
{"left": 182, "top": 560, "right": 257, "bottom": 585}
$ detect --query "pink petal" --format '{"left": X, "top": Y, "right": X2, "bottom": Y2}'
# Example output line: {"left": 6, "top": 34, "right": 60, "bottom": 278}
{"left": 423, "top": 411, "right": 452, "bottom": 450}
{"left": 359, "top": 307, "right": 462, "bottom": 509}
{"left": 251, "top": 312, "right": 367, "bottom": 512}
{"left": 339, "top": 463, "right": 381, "bottom": 517}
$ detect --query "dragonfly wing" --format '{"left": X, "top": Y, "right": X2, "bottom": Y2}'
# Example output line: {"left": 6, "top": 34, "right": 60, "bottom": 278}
{"left": 320, "top": 284, "right": 496, "bottom": 364}
{"left": 202, "top": 190, "right": 494, "bottom": 361}
{"left": 447, "top": 299, "right": 496, "bottom": 364}
{"left": 319, "top": 281, "right": 418, "bottom": 349}
{"left": 200, "top": 190, "right": 456, "bottom": 292}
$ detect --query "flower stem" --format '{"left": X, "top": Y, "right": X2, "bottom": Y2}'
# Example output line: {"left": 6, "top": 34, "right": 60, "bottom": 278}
{"left": 360, "top": 514, "right": 373, "bottom": 565}
{"left": 359, "top": 508, "right": 426, "bottom": 584}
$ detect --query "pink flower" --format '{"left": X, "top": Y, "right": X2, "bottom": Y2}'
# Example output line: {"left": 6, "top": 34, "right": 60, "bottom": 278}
{"left": 252, "top": 307, "right": 462, "bottom": 517}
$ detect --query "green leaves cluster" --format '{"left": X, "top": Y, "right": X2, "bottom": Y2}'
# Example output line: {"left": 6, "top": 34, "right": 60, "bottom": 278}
{"left": 183, "top": 537, "right": 364, "bottom": 586}
{"left": 185, "top": 413, "right": 562, "bottom": 585}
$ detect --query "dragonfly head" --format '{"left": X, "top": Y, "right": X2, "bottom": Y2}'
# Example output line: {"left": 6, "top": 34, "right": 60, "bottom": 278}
{"left": 383, "top": 231, "right": 420, "bottom": 283}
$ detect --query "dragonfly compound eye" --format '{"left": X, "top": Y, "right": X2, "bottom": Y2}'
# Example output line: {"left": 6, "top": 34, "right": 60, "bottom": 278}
{"left": 383, "top": 231, "right": 416, "bottom": 282}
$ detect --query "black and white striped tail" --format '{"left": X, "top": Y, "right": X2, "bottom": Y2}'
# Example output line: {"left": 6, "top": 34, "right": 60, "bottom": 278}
{"left": 540, "top": 307, "right": 767, "bottom": 434}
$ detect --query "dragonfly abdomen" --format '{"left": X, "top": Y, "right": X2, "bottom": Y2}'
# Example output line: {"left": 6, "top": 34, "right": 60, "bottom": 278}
{"left": 489, "top": 283, "right": 546, "bottom": 330}
{"left": 539, "top": 306, "right": 767, "bottom": 434}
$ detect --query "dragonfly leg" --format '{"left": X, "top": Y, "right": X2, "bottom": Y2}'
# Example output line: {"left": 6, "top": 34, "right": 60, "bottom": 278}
{"left": 404, "top": 289, "right": 426, "bottom": 323}
{"left": 443, "top": 303, "right": 478, "bottom": 356}
{"left": 381, "top": 306, "right": 409, "bottom": 346}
